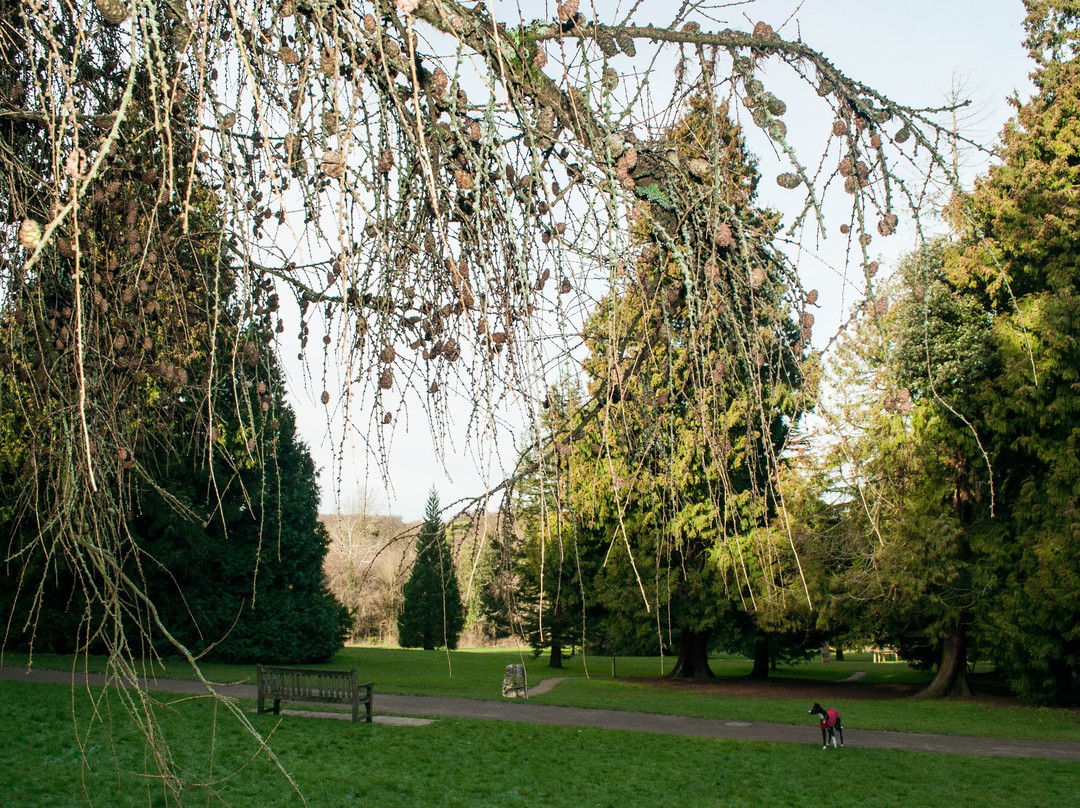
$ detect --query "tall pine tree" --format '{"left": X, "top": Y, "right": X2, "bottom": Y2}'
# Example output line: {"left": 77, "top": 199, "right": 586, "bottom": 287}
{"left": 397, "top": 490, "right": 464, "bottom": 650}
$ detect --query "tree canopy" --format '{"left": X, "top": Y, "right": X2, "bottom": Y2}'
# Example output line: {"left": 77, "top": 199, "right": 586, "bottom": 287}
{"left": 804, "top": 3, "right": 1080, "bottom": 701}
{"left": 0, "top": 0, "right": 979, "bottom": 683}
{"left": 815, "top": 241, "right": 995, "bottom": 698}
{"left": 953, "top": 31, "right": 1080, "bottom": 701}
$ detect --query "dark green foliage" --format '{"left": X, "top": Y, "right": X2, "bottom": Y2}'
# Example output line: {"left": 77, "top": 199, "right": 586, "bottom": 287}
{"left": 956, "top": 34, "right": 1080, "bottom": 700}
{"left": 133, "top": 404, "right": 346, "bottom": 664}
{"left": 812, "top": 242, "right": 996, "bottom": 699}
{"left": 512, "top": 98, "right": 812, "bottom": 675}
{"left": 397, "top": 490, "right": 464, "bottom": 650}
{"left": 891, "top": 242, "right": 998, "bottom": 406}
{"left": 515, "top": 501, "right": 590, "bottom": 664}
{"left": 0, "top": 97, "right": 345, "bottom": 663}
{"left": 814, "top": 10, "right": 1080, "bottom": 700}
{"left": 0, "top": 352, "right": 347, "bottom": 663}
{"left": 0, "top": 0, "right": 344, "bottom": 672}
{"left": 505, "top": 381, "right": 604, "bottom": 665}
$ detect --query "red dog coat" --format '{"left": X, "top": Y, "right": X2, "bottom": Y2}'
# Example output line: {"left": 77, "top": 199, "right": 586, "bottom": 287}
{"left": 819, "top": 708, "right": 839, "bottom": 729}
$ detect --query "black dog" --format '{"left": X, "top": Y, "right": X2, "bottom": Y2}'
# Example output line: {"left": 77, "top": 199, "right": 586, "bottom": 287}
{"left": 809, "top": 702, "right": 843, "bottom": 749}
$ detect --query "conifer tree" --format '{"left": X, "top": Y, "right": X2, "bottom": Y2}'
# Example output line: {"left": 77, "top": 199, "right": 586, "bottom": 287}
{"left": 817, "top": 240, "right": 995, "bottom": 699}
{"left": 953, "top": 1, "right": 1080, "bottom": 700}
{"left": 131, "top": 386, "right": 347, "bottom": 664}
{"left": 551, "top": 96, "right": 811, "bottom": 678}
{"left": 397, "top": 490, "right": 464, "bottom": 650}
{"left": 0, "top": 180, "right": 347, "bottom": 663}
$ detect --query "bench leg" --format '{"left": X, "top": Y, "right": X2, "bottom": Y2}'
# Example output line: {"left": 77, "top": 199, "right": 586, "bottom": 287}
{"left": 273, "top": 699, "right": 281, "bottom": 715}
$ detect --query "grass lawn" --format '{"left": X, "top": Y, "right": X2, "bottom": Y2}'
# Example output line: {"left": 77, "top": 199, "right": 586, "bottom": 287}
{"left": 2, "top": 679, "right": 1079, "bottom": 808}
{"left": 534, "top": 678, "right": 1080, "bottom": 741}
{"left": 6, "top": 646, "right": 1080, "bottom": 741}
{"left": 1, "top": 645, "right": 923, "bottom": 691}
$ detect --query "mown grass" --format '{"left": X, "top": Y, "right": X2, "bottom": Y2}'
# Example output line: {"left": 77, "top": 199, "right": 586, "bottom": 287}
{"left": 6, "top": 646, "right": 1080, "bottom": 740}
{"left": 533, "top": 678, "right": 1080, "bottom": 741}
{"left": 0, "top": 645, "right": 932, "bottom": 691}
{"left": 2, "top": 679, "right": 1078, "bottom": 808}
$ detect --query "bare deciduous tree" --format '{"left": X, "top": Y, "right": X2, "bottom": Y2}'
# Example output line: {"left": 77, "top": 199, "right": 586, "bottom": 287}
{"left": 323, "top": 507, "right": 414, "bottom": 643}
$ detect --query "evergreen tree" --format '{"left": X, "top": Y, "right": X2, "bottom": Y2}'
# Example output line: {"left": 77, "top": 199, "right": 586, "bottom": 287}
{"left": 556, "top": 96, "right": 811, "bottom": 677}
{"left": 0, "top": 62, "right": 345, "bottom": 662}
{"left": 0, "top": 215, "right": 347, "bottom": 662}
{"left": 131, "top": 390, "right": 347, "bottom": 664}
{"left": 397, "top": 490, "right": 464, "bottom": 650}
{"left": 802, "top": 4, "right": 1080, "bottom": 702}
{"left": 820, "top": 242, "right": 996, "bottom": 698}
{"left": 953, "top": 2, "right": 1080, "bottom": 700}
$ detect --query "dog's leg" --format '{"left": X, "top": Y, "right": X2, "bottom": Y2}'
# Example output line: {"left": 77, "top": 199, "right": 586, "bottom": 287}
{"left": 821, "top": 727, "right": 827, "bottom": 749}
{"left": 837, "top": 723, "right": 844, "bottom": 747}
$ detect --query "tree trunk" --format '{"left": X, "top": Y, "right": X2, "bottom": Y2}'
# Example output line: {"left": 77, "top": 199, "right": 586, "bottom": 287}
{"left": 917, "top": 629, "right": 971, "bottom": 699}
{"left": 749, "top": 631, "right": 770, "bottom": 679}
{"left": 835, "top": 642, "right": 845, "bottom": 662}
{"left": 549, "top": 604, "right": 563, "bottom": 668}
{"left": 668, "top": 629, "right": 715, "bottom": 679}
{"left": 549, "top": 640, "right": 563, "bottom": 669}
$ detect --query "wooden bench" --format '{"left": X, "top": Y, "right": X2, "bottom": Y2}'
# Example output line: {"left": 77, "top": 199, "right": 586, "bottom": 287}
{"left": 871, "top": 647, "right": 900, "bottom": 663}
{"left": 256, "top": 665, "right": 373, "bottom": 722}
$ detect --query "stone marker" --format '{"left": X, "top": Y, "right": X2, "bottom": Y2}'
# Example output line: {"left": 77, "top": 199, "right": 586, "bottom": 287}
{"left": 502, "top": 663, "right": 527, "bottom": 698}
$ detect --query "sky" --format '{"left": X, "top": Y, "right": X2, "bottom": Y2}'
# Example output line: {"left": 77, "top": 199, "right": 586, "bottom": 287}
{"left": 293, "top": 0, "right": 1037, "bottom": 522}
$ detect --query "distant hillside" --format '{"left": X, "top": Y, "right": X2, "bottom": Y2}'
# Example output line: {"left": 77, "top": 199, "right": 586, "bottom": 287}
{"left": 320, "top": 509, "right": 502, "bottom": 645}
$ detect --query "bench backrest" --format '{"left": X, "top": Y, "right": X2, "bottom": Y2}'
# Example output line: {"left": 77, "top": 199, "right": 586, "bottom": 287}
{"left": 257, "top": 665, "right": 359, "bottom": 703}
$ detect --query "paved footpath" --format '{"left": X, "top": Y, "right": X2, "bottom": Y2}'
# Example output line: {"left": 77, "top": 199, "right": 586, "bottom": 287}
{"left": 3, "top": 666, "right": 1079, "bottom": 762}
